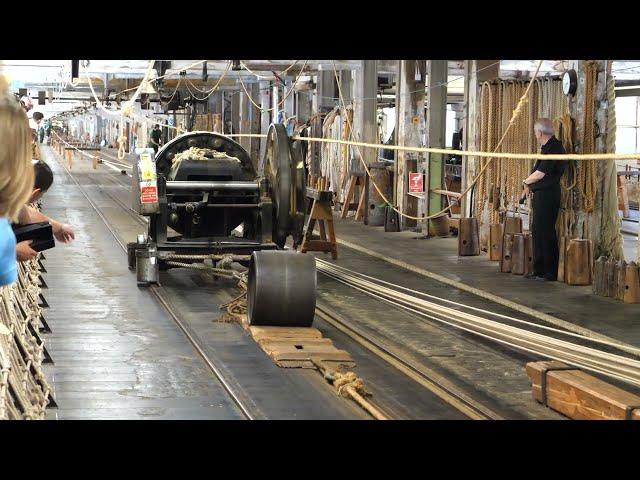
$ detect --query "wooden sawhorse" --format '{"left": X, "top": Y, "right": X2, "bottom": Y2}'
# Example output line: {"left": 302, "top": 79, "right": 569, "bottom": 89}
{"left": 300, "top": 187, "right": 338, "bottom": 260}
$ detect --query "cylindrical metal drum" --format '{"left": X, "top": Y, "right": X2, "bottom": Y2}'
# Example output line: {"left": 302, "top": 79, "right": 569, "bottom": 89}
{"left": 367, "top": 162, "right": 392, "bottom": 227}
{"left": 136, "top": 244, "right": 159, "bottom": 286}
{"left": 247, "top": 250, "right": 316, "bottom": 327}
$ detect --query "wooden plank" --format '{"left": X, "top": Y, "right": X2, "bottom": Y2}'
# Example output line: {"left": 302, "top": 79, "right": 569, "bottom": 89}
{"left": 249, "top": 326, "right": 323, "bottom": 342}
{"left": 249, "top": 326, "right": 354, "bottom": 369}
{"left": 526, "top": 360, "right": 640, "bottom": 420}
{"left": 432, "top": 189, "right": 462, "bottom": 199}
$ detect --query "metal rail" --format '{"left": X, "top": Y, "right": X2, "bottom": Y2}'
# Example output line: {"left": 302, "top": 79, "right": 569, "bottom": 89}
{"left": 166, "top": 181, "right": 259, "bottom": 191}
{"left": 314, "top": 303, "right": 500, "bottom": 420}
{"left": 96, "top": 167, "right": 521, "bottom": 420}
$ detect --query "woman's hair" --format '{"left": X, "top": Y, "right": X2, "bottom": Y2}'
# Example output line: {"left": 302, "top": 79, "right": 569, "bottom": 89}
{"left": 0, "top": 75, "right": 35, "bottom": 219}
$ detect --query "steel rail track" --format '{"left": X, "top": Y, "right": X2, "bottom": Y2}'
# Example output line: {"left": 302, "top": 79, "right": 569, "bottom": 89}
{"left": 53, "top": 151, "right": 261, "bottom": 420}
{"left": 313, "top": 303, "right": 500, "bottom": 420}
{"left": 91, "top": 166, "right": 516, "bottom": 419}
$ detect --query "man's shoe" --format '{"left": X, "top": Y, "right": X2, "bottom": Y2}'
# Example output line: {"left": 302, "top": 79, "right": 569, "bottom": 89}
{"left": 524, "top": 272, "right": 542, "bottom": 279}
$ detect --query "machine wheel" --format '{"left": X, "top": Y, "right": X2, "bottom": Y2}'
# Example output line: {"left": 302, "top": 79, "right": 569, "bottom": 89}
{"left": 262, "top": 124, "right": 306, "bottom": 248}
{"left": 263, "top": 124, "right": 292, "bottom": 248}
{"left": 247, "top": 250, "right": 316, "bottom": 327}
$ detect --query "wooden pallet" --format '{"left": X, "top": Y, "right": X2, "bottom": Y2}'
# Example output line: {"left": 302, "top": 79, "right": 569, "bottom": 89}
{"left": 526, "top": 360, "right": 640, "bottom": 420}
{"left": 248, "top": 326, "right": 354, "bottom": 369}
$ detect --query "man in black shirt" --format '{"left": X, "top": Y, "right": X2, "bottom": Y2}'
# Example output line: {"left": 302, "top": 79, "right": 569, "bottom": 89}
{"left": 522, "top": 118, "right": 567, "bottom": 281}
{"left": 149, "top": 124, "right": 162, "bottom": 154}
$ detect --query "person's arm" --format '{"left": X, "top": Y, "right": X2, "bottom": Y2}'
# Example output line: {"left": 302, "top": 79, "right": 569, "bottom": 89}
{"left": 524, "top": 169, "right": 546, "bottom": 185}
{"left": 18, "top": 205, "right": 75, "bottom": 243}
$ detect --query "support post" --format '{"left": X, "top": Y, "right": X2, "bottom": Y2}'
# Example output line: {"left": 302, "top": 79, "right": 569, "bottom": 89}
{"left": 315, "top": 70, "right": 336, "bottom": 113}
{"left": 231, "top": 91, "right": 240, "bottom": 135}
{"left": 259, "top": 81, "right": 271, "bottom": 160}
{"left": 395, "top": 60, "right": 425, "bottom": 230}
{"left": 462, "top": 60, "right": 500, "bottom": 218}
{"left": 425, "top": 60, "right": 448, "bottom": 234}
{"left": 284, "top": 77, "right": 295, "bottom": 119}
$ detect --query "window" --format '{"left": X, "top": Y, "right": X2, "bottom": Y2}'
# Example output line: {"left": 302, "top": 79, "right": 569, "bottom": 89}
{"left": 615, "top": 97, "right": 640, "bottom": 169}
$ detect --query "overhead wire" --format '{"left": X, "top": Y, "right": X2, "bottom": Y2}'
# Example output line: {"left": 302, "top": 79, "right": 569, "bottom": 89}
{"left": 237, "top": 60, "right": 309, "bottom": 113}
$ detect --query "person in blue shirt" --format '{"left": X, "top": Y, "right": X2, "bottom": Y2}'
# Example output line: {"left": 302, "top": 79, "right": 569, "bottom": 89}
{"left": 0, "top": 78, "right": 36, "bottom": 287}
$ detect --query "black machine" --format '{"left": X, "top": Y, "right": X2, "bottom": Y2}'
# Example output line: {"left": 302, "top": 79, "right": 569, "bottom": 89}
{"left": 128, "top": 124, "right": 316, "bottom": 327}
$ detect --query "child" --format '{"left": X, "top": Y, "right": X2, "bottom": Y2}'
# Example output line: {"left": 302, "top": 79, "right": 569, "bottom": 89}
{"left": 0, "top": 77, "right": 35, "bottom": 286}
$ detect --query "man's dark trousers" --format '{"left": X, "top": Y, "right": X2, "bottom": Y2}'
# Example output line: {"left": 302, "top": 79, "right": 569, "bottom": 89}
{"left": 531, "top": 184, "right": 561, "bottom": 280}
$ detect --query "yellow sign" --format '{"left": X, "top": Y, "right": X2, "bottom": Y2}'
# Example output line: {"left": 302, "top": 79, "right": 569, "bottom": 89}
{"left": 139, "top": 152, "right": 156, "bottom": 181}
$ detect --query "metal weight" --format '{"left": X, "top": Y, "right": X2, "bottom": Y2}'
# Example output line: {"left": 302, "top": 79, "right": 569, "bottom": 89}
{"left": 247, "top": 250, "right": 316, "bottom": 327}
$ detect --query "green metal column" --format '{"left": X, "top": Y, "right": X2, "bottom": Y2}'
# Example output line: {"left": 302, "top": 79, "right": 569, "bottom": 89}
{"left": 426, "top": 60, "right": 447, "bottom": 231}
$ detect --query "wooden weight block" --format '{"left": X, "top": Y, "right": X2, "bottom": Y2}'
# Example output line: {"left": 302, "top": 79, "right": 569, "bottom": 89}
{"left": 500, "top": 233, "right": 514, "bottom": 273}
{"left": 504, "top": 216, "right": 523, "bottom": 235}
{"left": 624, "top": 262, "right": 640, "bottom": 304}
{"left": 593, "top": 256, "right": 607, "bottom": 296}
{"left": 615, "top": 260, "right": 628, "bottom": 302}
{"left": 489, "top": 223, "right": 504, "bottom": 261}
{"left": 565, "top": 239, "right": 592, "bottom": 286}
{"left": 458, "top": 217, "right": 480, "bottom": 256}
{"left": 557, "top": 236, "right": 567, "bottom": 283}
{"left": 511, "top": 234, "right": 526, "bottom": 275}
{"left": 523, "top": 233, "right": 534, "bottom": 276}
{"left": 604, "top": 257, "right": 617, "bottom": 298}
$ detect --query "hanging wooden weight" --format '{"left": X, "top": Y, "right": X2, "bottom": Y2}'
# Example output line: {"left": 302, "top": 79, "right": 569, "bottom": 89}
{"left": 523, "top": 233, "right": 534, "bottom": 276}
{"left": 510, "top": 234, "right": 526, "bottom": 275}
{"left": 604, "top": 257, "right": 616, "bottom": 297}
{"left": 458, "top": 217, "right": 480, "bottom": 256}
{"left": 489, "top": 223, "right": 504, "bottom": 261}
{"left": 623, "top": 262, "right": 640, "bottom": 304}
{"left": 557, "top": 236, "right": 567, "bottom": 283}
{"left": 592, "top": 256, "right": 607, "bottom": 296}
{"left": 565, "top": 239, "right": 592, "bottom": 286}
{"left": 504, "top": 216, "right": 523, "bottom": 235}
{"left": 615, "top": 260, "right": 628, "bottom": 302}
{"left": 500, "top": 233, "right": 514, "bottom": 273}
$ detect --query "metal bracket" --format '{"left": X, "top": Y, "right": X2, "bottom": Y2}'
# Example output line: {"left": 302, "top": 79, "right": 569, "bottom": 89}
{"left": 39, "top": 315, "right": 52, "bottom": 334}
{"left": 625, "top": 405, "right": 640, "bottom": 420}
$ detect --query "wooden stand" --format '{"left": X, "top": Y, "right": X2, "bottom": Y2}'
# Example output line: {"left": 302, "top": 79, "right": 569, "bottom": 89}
{"left": 489, "top": 223, "right": 504, "bottom": 262}
{"left": 340, "top": 174, "right": 366, "bottom": 221}
{"left": 458, "top": 217, "right": 480, "bottom": 256}
{"left": 510, "top": 234, "right": 526, "bottom": 275}
{"left": 300, "top": 187, "right": 338, "bottom": 260}
{"left": 565, "top": 239, "right": 593, "bottom": 286}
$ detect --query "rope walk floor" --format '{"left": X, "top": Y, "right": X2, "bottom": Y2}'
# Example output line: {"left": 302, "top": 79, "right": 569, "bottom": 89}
{"left": 41, "top": 146, "right": 375, "bottom": 419}
{"left": 40, "top": 146, "right": 246, "bottom": 420}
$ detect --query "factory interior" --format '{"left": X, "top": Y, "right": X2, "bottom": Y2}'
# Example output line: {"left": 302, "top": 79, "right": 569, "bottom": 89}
{"left": 2, "top": 58, "right": 640, "bottom": 423}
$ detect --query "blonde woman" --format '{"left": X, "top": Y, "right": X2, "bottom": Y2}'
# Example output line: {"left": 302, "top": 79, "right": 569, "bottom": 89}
{"left": 0, "top": 76, "right": 35, "bottom": 286}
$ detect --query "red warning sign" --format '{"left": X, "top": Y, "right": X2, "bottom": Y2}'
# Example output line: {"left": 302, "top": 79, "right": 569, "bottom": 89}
{"left": 141, "top": 186, "right": 158, "bottom": 204}
{"left": 408, "top": 173, "right": 424, "bottom": 193}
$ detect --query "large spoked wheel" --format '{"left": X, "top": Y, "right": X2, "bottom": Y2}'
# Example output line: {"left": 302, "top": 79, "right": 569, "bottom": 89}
{"left": 262, "top": 124, "right": 306, "bottom": 248}
{"left": 263, "top": 124, "right": 292, "bottom": 248}
{"left": 247, "top": 251, "right": 316, "bottom": 327}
